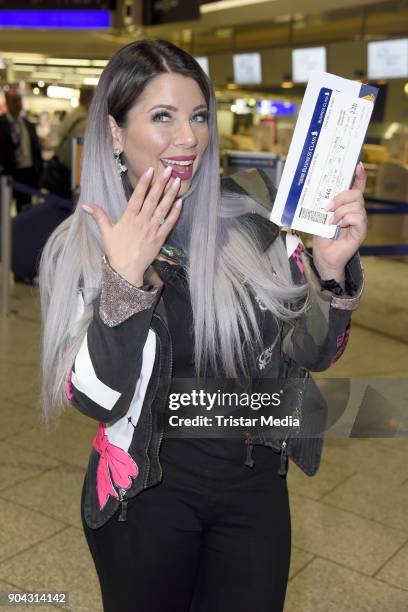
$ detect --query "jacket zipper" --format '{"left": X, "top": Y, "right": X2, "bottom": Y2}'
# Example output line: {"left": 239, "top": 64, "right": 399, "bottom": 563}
{"left": 278, "top": 437, "right": 289, "bottom": 476}
{"left": 142, "top": 311, "right": 172, "bottom": 489}
{"left": 115, "top": 309, "right": 172, "bottom": 521}
{"left": 244, "top": 431, "right": 255, "bottom": 468}
{"left": 117, "top": 487, "right": 128, "bottom": 522}
{"left": 277, "top": 367, "right": 309, "bottom": 477}
{"left": 153, "top": 312, "right": 173, "bottom": 483}
{"left": 142, "top": 412, "right": 152, "bottom": 489}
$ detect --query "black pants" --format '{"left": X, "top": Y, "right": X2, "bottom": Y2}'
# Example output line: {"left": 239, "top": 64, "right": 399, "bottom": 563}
{"left": 81, "top": 444, "right": 291, "bottom": 612}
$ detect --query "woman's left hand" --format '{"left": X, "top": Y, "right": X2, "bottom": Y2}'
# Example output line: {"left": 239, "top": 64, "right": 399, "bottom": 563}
{"left": 312, "top": 162, "right": 368, "bottom": 280}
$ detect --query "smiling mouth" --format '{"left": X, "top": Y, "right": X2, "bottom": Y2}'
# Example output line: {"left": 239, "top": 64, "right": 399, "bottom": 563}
{"left": 161, "top": 158, "right": 194, "bottom": 168}
{"left": 160, "top": 157, "right": 196, "bottom": 179}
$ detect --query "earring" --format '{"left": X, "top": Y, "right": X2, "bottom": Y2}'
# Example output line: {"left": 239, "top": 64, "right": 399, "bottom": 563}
{"left": 113, "top": 148, "right": 128, "bottom": 176}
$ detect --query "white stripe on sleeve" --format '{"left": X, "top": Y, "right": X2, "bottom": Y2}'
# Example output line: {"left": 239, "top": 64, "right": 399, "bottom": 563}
{"left": 71, "top": 333, "right": 121, "bottom": 411}
{"left": 105, "top": 329, "right": 156, "bottom": 450}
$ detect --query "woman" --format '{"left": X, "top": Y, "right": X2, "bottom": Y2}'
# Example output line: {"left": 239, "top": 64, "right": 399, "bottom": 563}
{"left": 39, "top": 40, "right": 366, "bottom": 612}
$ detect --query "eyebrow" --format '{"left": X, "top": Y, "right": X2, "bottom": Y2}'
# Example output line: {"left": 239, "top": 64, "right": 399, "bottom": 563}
{"left": 147, "top": 104, "right": 208, "bottom": 112}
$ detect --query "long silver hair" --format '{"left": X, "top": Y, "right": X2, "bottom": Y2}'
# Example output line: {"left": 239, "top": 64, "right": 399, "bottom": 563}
{"left": 39, "top": 40, "right": 309, "bottom": 427}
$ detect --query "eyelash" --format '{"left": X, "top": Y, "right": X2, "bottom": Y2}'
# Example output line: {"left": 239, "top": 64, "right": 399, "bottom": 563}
{"left": 152, "top": 111, "right": 209, "bottom": 123}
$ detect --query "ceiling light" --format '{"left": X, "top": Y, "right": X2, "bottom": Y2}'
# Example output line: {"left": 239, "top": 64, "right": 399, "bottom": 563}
{"left": 32, "top": 72, "right": 64, "bottom": 80}
{"left": 201, "top": 0, "right": 276, "bottom": 13}
{"left": 83, "top": 77, "right": 99, "bottom": 85}
{"left": 91, "top": 60, "right": 108, "bottom": 67}
{"left": 46, "top": 58, "right": 92, "bottom": 66}
{"left": 8, "top": 53, "right": 45, "bottom": 63}
{"left": 14, "top": 65, "right": 37, "bottom": 72}
{"left": 75, "top": 67, "right": 103, "bottom": 75}
{"left": 47, "top": 85, "right": 77, "bottom": 99}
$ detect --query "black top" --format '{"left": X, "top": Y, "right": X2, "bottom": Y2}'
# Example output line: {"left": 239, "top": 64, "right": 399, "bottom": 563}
{"left": 152, "top": 259, "right": 280, "bottom": 488}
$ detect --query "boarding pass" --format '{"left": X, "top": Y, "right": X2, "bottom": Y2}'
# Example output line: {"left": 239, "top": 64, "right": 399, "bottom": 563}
{"left": 270, "top": 71, "right": 378, "bottom": 239}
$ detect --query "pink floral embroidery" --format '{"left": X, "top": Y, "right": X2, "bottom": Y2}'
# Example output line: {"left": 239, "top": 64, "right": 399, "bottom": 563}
{"left": 92, "top": 423, "right": 139, "bottom": 511}
{"left": 331, "top": 321, "right": 351, "bottom": 364}
{"left": 65, "top": 369, "right": 73, "bottom": 401}
{"left": 291, "top": 243, "right": 305, "bottom": 275}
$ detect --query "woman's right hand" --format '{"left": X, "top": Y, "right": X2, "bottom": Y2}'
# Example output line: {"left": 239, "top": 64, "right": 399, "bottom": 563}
{"left": 81, "top": 165, "right": 182, "bottom": 286}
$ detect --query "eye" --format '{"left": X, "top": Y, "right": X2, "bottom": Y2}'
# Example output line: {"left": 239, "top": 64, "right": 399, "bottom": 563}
{"left": 192, "top": 111, "right": 209, "bottom": 123}
{"left": 152, "top": 111, "right": 171, "bottom": 122}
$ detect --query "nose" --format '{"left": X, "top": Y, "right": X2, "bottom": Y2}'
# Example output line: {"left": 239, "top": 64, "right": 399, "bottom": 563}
{"left": 173, "top": 120, "right": 198, "bottom": 148}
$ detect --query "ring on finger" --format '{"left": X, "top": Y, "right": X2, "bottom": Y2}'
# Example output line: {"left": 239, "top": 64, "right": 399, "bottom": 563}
{"left": 155, "top": 215, "right": 166, "bottom": 226}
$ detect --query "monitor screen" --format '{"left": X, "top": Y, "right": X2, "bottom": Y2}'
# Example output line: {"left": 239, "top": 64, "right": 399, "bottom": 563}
{"left": 368, "top": 39, "right": 408, "bottom": 79}
{"left": 233, "top": 53, "right": 262, "bottom": 85}
{"left": 195, "top": 56, "right": 209, "bottom": 76}
{"left": 292, "top": 47, "right": 327, "bottom": 83}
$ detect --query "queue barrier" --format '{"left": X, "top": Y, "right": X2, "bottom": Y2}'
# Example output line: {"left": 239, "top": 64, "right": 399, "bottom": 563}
{"left": 0, "top": 176, "right": 74, "bottom": 316}
{"left": 1, "top": 177, "right": 408, "bottom": 317}
{"left": 10, "top": 180, "right": 74, "bottom": 211}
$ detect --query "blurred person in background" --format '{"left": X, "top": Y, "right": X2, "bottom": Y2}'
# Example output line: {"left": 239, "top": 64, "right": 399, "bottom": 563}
{"left": 0, "top": 87, "right": 43, "bottom": 213}
{"left": 36, "top": 111, "right": 52, "bottom": 148}
{"left": 40, "top": 86, "right": 93, "bottom": 199}
{"left": 56, "top": 86, "right": 93, "bottom": 170}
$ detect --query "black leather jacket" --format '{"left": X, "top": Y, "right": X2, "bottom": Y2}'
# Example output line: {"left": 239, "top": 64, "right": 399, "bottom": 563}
{"left": 70, "top": 170, "right": 364, "bottom": 530}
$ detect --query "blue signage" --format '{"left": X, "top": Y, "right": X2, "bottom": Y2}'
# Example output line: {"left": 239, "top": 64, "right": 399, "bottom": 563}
{"left": 257, "top": 100, "right": 297, "bottom": 116}
{"left": 0, "top": 10, "right": 111, "bottom": 28}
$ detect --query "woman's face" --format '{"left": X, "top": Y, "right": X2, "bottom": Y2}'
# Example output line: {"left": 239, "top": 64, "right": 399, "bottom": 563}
{"left": 110, "top": 73, "right": 210, "bottom": 197}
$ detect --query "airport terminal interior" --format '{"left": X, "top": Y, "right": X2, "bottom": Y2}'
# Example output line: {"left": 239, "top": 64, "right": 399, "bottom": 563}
{"left": 0, "top": 1, "right": 407, "bottom": 611}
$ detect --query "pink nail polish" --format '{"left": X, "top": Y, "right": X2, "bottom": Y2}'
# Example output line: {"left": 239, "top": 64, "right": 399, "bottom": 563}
{"left": 324, "top": 200, "right": 335, "bottom": 211}
{"left": 81, "top": 204, "right": 94, "bottom": 214}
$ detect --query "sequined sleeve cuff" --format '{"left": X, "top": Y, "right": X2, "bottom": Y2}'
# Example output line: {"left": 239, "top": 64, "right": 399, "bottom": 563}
{"left": 306, "top": 250, "right": 364, "bottom": 311}
{"left": 99, "top": 256, "right": 160, "bottom": 327}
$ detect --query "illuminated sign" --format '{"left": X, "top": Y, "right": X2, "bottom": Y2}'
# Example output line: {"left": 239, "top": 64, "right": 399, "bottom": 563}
{"left": 0, "top": 10, "right": 111, "bottom": 28}
{"left": 0, "top": 1, "right": 115, "bottom": 8}
{"left": 257, "top": 100, "right": 297, "bottom": 116}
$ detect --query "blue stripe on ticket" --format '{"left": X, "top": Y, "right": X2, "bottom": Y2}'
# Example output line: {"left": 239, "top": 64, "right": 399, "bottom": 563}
{"left": 281, "top": 87, "right": 333, "bottom": 226}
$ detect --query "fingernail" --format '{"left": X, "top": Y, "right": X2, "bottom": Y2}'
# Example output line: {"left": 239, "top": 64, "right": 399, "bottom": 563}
{"left": 175, "top": 198, "right": 183, "bottom": 208}
{"left": 359, "top": 161, "right": 365, "bottom": 170}
{"left": 164, "top": 165, "right": 172, "bottom": 176}
{"left": 174, "top": 177, "right": 181, "bottom": 186}
{"left": 146, "top": 167, "right": 154, "bottom": 178}
{"left": 324, "top": 200, "right": 335, "bottom": 211}
{"left": 81, "top": 204, "right": 94, "bottom": 214}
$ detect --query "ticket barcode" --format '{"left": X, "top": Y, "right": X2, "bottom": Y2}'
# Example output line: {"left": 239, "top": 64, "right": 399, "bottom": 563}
{"left": 299, "top": 208, "right": 328, "bottom": 224}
